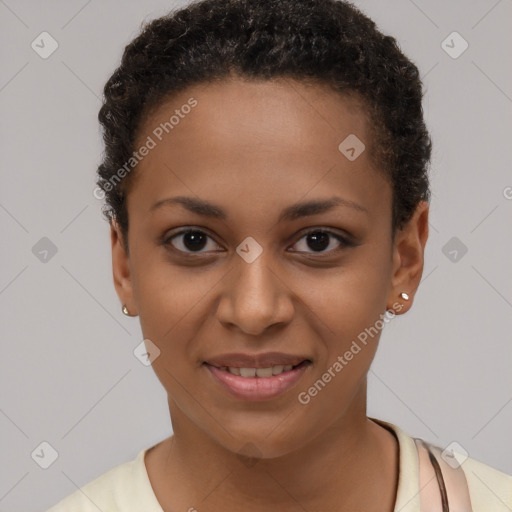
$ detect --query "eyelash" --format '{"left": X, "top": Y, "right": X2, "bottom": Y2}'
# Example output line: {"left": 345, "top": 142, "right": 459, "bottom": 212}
{"left": 162, "top": 227, "right": 355, "bottom": 257}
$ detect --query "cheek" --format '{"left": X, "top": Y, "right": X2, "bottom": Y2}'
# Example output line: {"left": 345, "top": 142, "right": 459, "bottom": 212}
{"left": 292, "top": 270, "right": 391, "bottom": 430}
{"left": 296, "top": 276, "right": 385, "bottom": 400}
{"left": 296, "top": 248, "right": 392, "bottom": 341}
{"left": 131, "top": 256, "right": 228, "bottom": 402}
{"left": 132, "top": 251, "right": 212, "bottom": 337}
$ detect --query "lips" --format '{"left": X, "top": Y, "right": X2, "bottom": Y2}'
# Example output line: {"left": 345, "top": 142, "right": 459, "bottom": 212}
{"left": 203, "top": 352, "right": 312, "bottom": 401}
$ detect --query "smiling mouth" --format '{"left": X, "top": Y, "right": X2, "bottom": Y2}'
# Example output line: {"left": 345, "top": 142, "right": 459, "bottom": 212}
{"left": 204, "top": 359, "right": 312, "bottom": 401}
{"left": 207, "top": 360, "right": 309, "bottom": 378}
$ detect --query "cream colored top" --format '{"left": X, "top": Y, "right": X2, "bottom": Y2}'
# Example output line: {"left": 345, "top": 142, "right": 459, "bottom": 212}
{"left": 46, "top": 420, "right": 512, "bottom": 511}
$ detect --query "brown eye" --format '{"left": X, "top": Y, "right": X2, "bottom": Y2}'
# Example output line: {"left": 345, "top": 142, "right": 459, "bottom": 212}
{"left": 164, "top": 229, "right": 222, "bottom": 254}
{"left": 290, "top": 229, "right": 353, "bottom": 255}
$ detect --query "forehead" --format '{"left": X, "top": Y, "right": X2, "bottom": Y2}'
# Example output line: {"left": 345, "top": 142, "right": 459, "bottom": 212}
{"left": 127, "top": 77, "right": 388, "bottom": 220}
{"left": 138, "top": 76, "right": 372, "bottom": 156}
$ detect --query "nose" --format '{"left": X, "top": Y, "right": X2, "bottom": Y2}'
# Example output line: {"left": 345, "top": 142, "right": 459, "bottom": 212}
{"left": 216, "top": 253, "right": 295, "bottom": 336}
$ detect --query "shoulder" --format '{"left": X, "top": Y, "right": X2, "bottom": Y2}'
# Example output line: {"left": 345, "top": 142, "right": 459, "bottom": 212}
{"left": 461, "top": 454, "right": 512, "bottom": 511}
{"left": 45, "top": 455, "right": 137, "bottom": 512}
{"left": 370, "top": 418, "right": 512, "bottom": 512}
{"left": 45, "top": 448, "right": 163, "bottom": 512}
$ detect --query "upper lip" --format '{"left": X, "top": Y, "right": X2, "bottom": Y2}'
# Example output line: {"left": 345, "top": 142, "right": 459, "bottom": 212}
{"left": 204, "top": 352, "right": 311, "bottom": 368}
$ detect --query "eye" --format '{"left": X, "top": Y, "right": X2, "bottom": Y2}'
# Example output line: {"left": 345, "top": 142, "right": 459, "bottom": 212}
{"left": 163, "top": 227, "right": 355, "bottom": 256}
{"left": 163, "top": 228, "right": 223, "bottom": 254}
{"left": 289, "top": 229, "right": 353, "bottom": 255}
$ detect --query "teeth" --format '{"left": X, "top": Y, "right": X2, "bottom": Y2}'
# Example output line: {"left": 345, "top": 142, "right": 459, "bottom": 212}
{"left": 272, "top": 365, "right": 284, "bottom": 375}
{"left": 255, "top": 367, "right": 273, "bottom": 378}
{"left": 222, "top": 364, "right": 299, "bottom": 378}
{"left": 240, "top": 367, "right": 256, "bottom": 377}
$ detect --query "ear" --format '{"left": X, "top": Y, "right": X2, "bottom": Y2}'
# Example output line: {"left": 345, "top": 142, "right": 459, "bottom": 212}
{"left": 111, "top": 220, "right": 138, "bottom": 316}
{"left": 386, "top": 201, "right": 429, "bottom": 314}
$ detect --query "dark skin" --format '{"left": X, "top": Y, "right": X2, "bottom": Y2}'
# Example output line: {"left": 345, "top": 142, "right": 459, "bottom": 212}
{"left": 110, "top": 77, "right": 429, "bottom": 511}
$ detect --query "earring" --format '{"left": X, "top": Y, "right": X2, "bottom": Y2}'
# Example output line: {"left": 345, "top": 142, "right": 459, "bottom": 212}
{"left": 122, "top": 304, "right": 130, "bottom": 316}
{"left": 400, "top": 292, "right": 410, "bottom": 301}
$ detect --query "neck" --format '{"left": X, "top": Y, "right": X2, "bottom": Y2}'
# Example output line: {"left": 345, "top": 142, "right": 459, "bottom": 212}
{"left": 147, "top": 383, "right": 398, "bottom": 511}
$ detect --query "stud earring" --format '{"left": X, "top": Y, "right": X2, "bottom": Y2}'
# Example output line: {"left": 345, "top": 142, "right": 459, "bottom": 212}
{"left": 122, "top": 304, "right": 130, "bottom": 316}
{"left": 400, "top": 292, "right": 410, "bottom": 301}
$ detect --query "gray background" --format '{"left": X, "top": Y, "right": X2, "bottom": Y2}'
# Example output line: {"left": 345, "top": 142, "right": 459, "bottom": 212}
{"left": 0, "top": 0, "right": 511, "bottom": 510}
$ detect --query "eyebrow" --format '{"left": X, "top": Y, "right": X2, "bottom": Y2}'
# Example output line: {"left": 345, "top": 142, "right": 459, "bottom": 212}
{"left": 149, "top": 195, "right": 368, "bottom": 222}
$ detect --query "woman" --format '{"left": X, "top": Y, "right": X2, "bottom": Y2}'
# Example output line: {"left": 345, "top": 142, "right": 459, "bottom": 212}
{"left": 47, "top": 0, "right": 512, "bottom": 510}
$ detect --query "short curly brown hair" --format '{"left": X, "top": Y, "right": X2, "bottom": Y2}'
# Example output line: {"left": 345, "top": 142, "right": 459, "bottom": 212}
{"left": 96, "top": 0, "right": 431, "bottom": 249}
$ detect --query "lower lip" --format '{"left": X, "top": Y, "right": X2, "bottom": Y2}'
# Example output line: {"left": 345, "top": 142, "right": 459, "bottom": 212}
{"left": 204, "top": 361, "right": 310, "bottom": 401}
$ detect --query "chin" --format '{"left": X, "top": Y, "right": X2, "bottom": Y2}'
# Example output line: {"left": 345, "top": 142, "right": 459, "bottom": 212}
{"left": 207, "top": 419, "right": 313, "bottom": 461}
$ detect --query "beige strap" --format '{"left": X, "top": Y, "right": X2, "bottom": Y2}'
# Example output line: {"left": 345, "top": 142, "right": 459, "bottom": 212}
{"left": 415, "top": 438, "right": 473, "bottom": 512}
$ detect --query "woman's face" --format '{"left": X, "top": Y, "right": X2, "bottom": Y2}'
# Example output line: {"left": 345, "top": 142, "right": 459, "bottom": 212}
{"left": 112, "top": 77, "right": 427, "bottom": 458}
